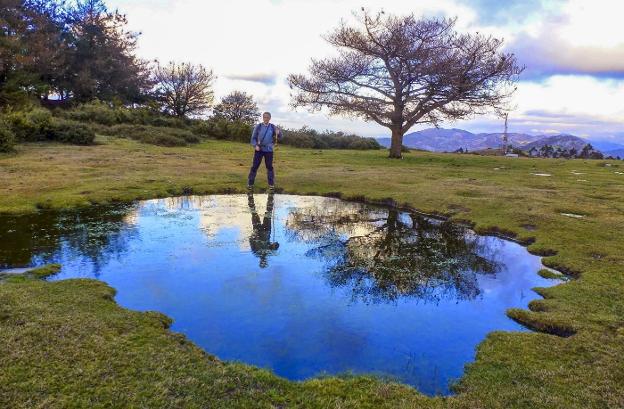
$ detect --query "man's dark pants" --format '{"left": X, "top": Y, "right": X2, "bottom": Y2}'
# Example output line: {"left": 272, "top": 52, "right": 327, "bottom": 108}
{"left": 248, "top": 150, "right": 274, "bottom": 186}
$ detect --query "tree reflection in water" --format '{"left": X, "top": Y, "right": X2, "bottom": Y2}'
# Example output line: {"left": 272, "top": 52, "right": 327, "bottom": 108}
{"left": 286, "top": 205, "right": 501, "bottom": 304}
{"left": 0, "top": 204, "right": 138, "bottom": 276}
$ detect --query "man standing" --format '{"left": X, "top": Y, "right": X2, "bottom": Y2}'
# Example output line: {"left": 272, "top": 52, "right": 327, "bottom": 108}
{"left": 247, "top": 112, "right": 282, "bottom": 192}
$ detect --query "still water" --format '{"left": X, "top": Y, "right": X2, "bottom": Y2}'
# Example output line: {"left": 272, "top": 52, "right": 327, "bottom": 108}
{"left": 0, "top": 194, "right": 554, "bottom": 395}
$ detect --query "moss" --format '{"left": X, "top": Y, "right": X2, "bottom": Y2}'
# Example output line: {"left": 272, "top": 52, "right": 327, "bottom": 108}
{"left": 538, "top": 268, "right": 566, "bottom": 280}
{"left": 1, "top": 264, "right": 61, "bottom": 283}
{"left": 507, "top": 308, "right": 577, "bottom": 337}
{"left": 25, "top": 264, "right": 61, "bottom": 279}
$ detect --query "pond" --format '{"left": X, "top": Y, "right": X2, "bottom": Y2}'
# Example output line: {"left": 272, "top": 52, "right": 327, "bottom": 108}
{"left": 0, "top": 194, "right": 555, "bottom": 396}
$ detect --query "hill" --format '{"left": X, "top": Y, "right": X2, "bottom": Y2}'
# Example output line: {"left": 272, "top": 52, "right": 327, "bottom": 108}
{"left": 521, "top": 134, "right": 590, "bottom": 151}
{"left": 377, "top": 128, "right": 542, "bottom": 152}
{"left": 605, "top": 148, "right": 624, "bottom": 159}
{"left": 376, "top": 128, "right": 610, "bottom": 155}
{"left": 590, "top": 139, "right": 624, "bottom": 152}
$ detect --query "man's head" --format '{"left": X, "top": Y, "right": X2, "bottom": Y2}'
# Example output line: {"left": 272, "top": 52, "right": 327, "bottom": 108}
{"left": 262, "top": 112, "right": 271, "bottom": 124}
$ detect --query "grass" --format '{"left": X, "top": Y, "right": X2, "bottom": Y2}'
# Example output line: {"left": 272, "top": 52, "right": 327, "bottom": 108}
{"left": 0, "top": 263, "right": 61, "bottom": 282}
{"left": 1, "top": 137, "right": 623, "bottom": 408}
{"left": 538, "top": 268, "right": 568, "bottom": 280}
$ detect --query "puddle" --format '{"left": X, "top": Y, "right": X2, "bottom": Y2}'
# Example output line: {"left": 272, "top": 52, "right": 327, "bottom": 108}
{"left": 0, "top": 267, "right": 32, "bottom": 275}
{"left": 0, "top": 194, "right": 556, "bottom": 396}
{"left": 560, "top": 213, "right": 585, "bottom": 219}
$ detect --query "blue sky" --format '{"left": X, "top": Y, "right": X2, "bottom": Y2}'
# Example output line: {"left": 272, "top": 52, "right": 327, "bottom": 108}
{"left": 108, "top": 0, "right": 624, "bottom": 142}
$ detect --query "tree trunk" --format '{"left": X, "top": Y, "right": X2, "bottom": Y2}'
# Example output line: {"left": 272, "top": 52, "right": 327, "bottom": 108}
{"left": 388, "top": 127, "right": 403, "bottom": 159}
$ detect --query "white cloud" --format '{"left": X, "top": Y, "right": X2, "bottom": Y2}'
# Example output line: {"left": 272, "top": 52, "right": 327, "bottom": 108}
{"left": 558, "top": 0, "right": 624, "bottom": 48}
{"left": 515, "top": 76, "right": 624, "bottom": 120}
{"left": 108, "top": 0, "right": 624, "bottom": 141}
{"left": 503, "top": 0, "right": 624, "bottom": 78}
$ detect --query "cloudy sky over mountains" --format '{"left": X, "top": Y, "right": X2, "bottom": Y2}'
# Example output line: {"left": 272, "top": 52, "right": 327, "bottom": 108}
{"left": 108, "top": 0, "right": 623, "bottom": 141}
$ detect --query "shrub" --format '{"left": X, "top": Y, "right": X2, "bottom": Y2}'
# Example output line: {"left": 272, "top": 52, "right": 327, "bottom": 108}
{"left": 281, "top": 126, "right": 381, "bottom": 150}
{"left": 5, "top": 108, "right": 54, "bottom": 141}
{"left": 283, "top": 133, "right": 316, "bottom": 148}
{"left": 0, "top": 121, "right": 16, "bottom": 152}
{"left": 193, "top": 118, "right": 253, "bottom": 143}
{"left": 225, "top": 121, "right": 253, "bottom": 143}
{"left": 347, "top": 138, "right": 382, "bottom": 150}
{"left": 190, "top": 120, "right": 211, "bottom": 137}
{"left": 50, "top": 119, "right": 96, "bottom": 145}
{"left": 5, "top": 109, "right": 96, "bottom": 145}
{"left": 194, "top": 120, "right": 381, "bottom": 150}
{"left": 105, "top": 124, "right": 198, "bottom": 146}
{"left": 84, "top": 122, "right": 112, "bottom": 135}
{"left": 59, "top": 101, "right": 189, "bottom": 128}
{"left": 140, "top": 132, "right": 187, "bottom": 147}
{"left": 149, "top": 115, "right": 187, "bottom": 129}
{"left": 62, "top": 100, "right": 118, "bottom": 125}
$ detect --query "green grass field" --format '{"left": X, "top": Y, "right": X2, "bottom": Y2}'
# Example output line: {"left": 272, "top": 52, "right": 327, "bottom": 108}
{"left": 1, "top": 137, "right": 623, "bottom": 408}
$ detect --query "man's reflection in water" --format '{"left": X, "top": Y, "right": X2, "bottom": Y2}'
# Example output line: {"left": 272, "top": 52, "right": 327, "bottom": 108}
{"left": 247, "top": 193, "right": 280, "bottom": 268}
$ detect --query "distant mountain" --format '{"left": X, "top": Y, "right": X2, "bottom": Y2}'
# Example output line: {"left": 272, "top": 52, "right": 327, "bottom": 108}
{"left": 605, "top": 149, "right": 624, "bottom": 159}
{"left": 521, "top": 134, "right": 589, "bottom": 151}
{"left": 377, "top": 128, "right": 542, "bottom": 152}
{"left": 590, "top": 140, "right": 624, "bottom": 152}
{"left": 375, "top": 127, "right": 620, "bottom": 156}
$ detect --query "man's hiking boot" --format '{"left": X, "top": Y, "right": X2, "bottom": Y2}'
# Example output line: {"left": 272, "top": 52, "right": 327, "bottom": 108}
{"left": 247, "top": 185, "right": 253, "bottom": 193}
{"left": 269, "top": 185, "right": 275, "bottom": 192}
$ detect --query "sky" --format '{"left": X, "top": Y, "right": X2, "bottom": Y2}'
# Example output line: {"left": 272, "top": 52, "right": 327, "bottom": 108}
{"left": 107, "top": 0, "right": 624, "bottom": 142}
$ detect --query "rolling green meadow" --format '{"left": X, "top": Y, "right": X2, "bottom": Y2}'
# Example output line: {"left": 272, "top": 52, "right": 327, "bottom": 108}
{"left": 1, "top": 137, "right": 623, "bottom": 408}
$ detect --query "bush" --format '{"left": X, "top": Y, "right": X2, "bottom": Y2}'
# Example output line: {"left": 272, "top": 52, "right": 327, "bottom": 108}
{"left": 84, "top": 122, "right": 112, "bottom": 136}
{"left": 5, "top": 108, "right": 54, "bottom": 141}
{"left": 347, "top": 138, "right": 382, "bottom": 150}
{"left": 225, "top": 121, "right": 253, "bottom": 143}
{"left": 194, "top": 120, "right": 381, "bottom": 150}
{"left": 194, "top": 118, "right": 252, "bottom": 142}
{"left": 62, "top": 100, "right": 118, "bottom": 125}
{"left": 104, "top": 124, "right": 199, "bottom": 146}
{"left": 4, "top": 109, "right": 95, "bottom": 145}
{"left": 140, "top": 132, "right": 186, "bottom": 147}
{"left": 59, "top": 100, "right": 189, "bottom": 129}
{"left": 281, "top": 126, "right": 381, "bottom": 150}
{"left": 149, "top": 115, "right": 187, "bottom": 129}
{"left": 50, "top": 119, "right": 96, "bottom": 145}
{"left": 0, "top": 121, "right": 16, "bottom": 152}
{"left": 283, "top": 133, "right": 316, "bottom": 148}
{"left": 190, "top": 120, "right": 211, "bottom": 137}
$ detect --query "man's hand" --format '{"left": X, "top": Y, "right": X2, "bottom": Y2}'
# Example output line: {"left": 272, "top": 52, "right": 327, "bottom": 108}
{"left": 255, "top": 144, "right": 261, "bottom": 152}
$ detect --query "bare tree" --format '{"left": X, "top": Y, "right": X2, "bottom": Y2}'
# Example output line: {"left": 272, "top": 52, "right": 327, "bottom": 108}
{"left": 288, "top": 11, "right": 523, "bottom": 158}
{"left": 212, "top": 90, "right": 260, "bottom": 125}
{"left": 152, "top": 61, "right": 215, "bottom": 118}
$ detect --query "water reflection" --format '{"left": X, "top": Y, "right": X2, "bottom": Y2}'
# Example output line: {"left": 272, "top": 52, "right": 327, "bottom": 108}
{"left": 248, "top": 193, "right": 280, "bottom": 268}
{"left": 0, "top": 195, "right": 553, "bottom": 395}
{"left": 286, "top": 207, "right": 500, "bottom": 304}
{"left": 0, "top": 205, "right": 137, "bottom": 276}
